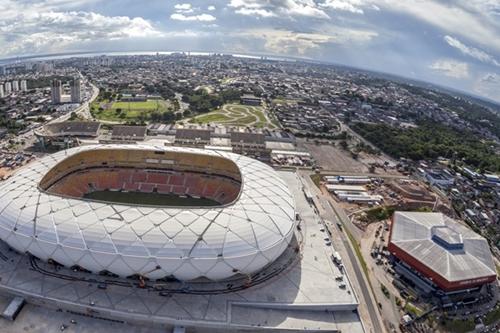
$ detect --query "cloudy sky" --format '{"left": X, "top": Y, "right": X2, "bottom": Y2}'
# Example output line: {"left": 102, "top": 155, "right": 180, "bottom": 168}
{"left": 1, "top": 0, "right": 500, "bottom": 102}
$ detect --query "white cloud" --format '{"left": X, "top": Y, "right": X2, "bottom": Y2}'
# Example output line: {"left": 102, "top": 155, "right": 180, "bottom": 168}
{"left": 228, "top": 0, "right": 330, "bottom": 19}
{"left": 171, "top": 3, "right": 216, "bottom": 22}
{"left": 474, "top": 73, "right": 500, "bottom": 102}
{"left": 379, "top": 0, "right": 500, "bottom": 52}
{"left": 0, "top": 10, "right": 162, "bottom": 56}
{"left": 208, "top": 5, "right": 216, "bottom": 11}
{"left": 175, "top": 3, "right": 192, "bottom": 10}
{"left": 238, "top": 27, "right": 377, "bottom": 55}
{"left": 444, "top": 35, "right": 500, "bottom": 67}
{"left": 174, "top": 3, "right": 193, "bottom": 13}
{"left": 170, "top": 13, "right": 216, "bottom": 22}
{"left": 458, "top": 0, "right": 500, "bottom": 18}
{"left": 235, "top": 7, "right": 276, "bottom": 17}
{"left": 320, "top": 0, "right": 379, "bottom": 14}
{"left": 429, "top": 59, "right": 469, "bottom": 79}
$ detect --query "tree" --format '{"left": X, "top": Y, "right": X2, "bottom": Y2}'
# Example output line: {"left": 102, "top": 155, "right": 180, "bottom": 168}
{"left": 340, "top": 140, "right": 349, "bottom": 150}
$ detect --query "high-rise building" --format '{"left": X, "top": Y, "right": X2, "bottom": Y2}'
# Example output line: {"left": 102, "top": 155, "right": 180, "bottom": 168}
{"left": 70, "top": 78, "right": 81, "bottom": 103}
{"left": 20, "top": 80, "right": 28, "bottom": 92}
{"left": 0, "top": 66, "right": 5, "bottom": 76}
{"left": 4, "top": 81, "right": 12, "bottom": 95}
{"left": 51, "top": 79, "right": 62, "bottom": 104}
{"left": 12, "top": 80, "right": 19, "bottom": 92}
{"left": 0, "top": 84, "right": 4, "bottom": 98}
{"left": 35, "top": 62, "right": 53, "bottom": 73}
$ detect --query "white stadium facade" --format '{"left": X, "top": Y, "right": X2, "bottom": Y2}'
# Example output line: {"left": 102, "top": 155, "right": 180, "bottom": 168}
{"left": 0, "top": 145, "right": 296, "bottom": 281}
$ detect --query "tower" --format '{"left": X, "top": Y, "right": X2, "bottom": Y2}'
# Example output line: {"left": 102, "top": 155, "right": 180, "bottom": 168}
{"left": 70, "top": 78, "right": 81, "bottom": 103}
{"left": 51, "top": 79, "right": 62, "bottom": 104}
{"left": 4, "top": 81, "right": 12, "bottom": 95}
{"left": 20, "top": 80, "right": 28, "bottom": 92}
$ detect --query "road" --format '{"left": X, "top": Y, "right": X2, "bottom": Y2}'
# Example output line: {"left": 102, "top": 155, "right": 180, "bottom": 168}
{"left": 317, "top": 170, "right": 408, "bottom": 180}
{"left": 300, "top": 171, "right": 385, "bottom": 333}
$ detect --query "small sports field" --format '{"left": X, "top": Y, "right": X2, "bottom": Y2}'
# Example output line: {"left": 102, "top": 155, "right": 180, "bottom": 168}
{"left": 91, "top": 99, "right": 171, "bottom": 122}
{"left": 111, "top": 100, "right": 162, "bottom": 111}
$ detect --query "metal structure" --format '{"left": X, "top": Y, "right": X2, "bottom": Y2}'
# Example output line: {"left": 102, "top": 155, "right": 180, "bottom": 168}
{"left": 0, "top": 145, "right": 296, "bottom": 281}
{"left": 388, "top": 211, "right": 496, "bottom": 291}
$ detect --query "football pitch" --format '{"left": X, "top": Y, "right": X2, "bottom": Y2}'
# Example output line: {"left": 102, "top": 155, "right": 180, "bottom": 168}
{"left": 111, "top": 100, "right": 161, "bottom": 111}
{"left": 91, "top": 99, "right": 171, "bottom": 122}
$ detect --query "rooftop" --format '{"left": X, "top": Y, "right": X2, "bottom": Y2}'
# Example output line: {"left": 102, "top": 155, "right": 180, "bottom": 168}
{"left": 111, "top": 125, "right": 147, "bottom": 139}
{"left": 390, "top": 212, "right": 496, "bottom": 282}
{"left": 37, "top": 121, "right": 101, "bottom": 137}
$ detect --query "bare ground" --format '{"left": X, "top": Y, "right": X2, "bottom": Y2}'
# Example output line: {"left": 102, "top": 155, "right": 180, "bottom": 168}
{"left": 300, "top": 141, "right": 368, "bottom": 173}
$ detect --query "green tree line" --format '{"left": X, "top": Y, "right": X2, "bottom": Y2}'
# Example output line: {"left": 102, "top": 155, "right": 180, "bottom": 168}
{"left": 351, "top": 121, "right": 500, "bottom": 172}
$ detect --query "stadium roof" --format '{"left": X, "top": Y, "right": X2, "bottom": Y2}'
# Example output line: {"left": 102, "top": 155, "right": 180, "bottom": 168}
{"left": 230, "top": 132, "right": 265, "bottom": 144}
{"left": 36, "top": 121, "right": 101, "bottom": 137}
{"left": 111, "top": 126, "right": 147, "bottom": 140}
{"left": 0, "top": 145, "right": 296, "bottom": 281}
{"left": 175, "top": 128, "right": 211, "bottom": 141}
{"left": 390, "top": 212, "right": 496, "bottom": 283}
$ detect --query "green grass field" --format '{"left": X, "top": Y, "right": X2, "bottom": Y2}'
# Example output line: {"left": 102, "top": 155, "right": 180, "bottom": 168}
{"left": 194, "top": 113, "right": 232, "bottom": 123}
{"left": 84, "top": 190, "right": 219, "bottom": 207}
{"left": 91, "top": 99, "right": 171, "bottom": 122}
{"left": 187, "top": 103, "right": 276, "bottom": 128}
{"left": 111, "top": 100, "right": 162, "bottom": 111}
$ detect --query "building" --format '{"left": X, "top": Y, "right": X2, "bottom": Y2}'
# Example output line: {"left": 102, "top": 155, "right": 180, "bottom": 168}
{"left": 35, "top": 121, "right": 101, "bottom": 148}
{"left": 425, "top": 169, "right": 454, "bottom": 188}
{"left": 388, "top": 212, "right": 496, "bottom": 293}
{"left": 34, "top": 62, "right": 54, "bottom": 73}
{"left": 0, "top": 84, "right": 4, "bottom": 98}
{"left": 70, "top": 78, "right": 81, "bottom": 103}
{"left": 11, "top": 80, "right": 19, "bottom": 92}
{"left": 240, "top": 94, "right": 262, "bottom": 106}
{"left": 51, "top": 79, "right": 62, "bottom": 104}
{"left": 121, "top": 94, "right": 147, "bottom": 102}
{"left": 324, "top": 175, "right": 372, "bottom": 185}
{"left": 4, "top": 81, "right": 12, "bottom": 95}
{"left": 110, "top": 125, "right": 147, "bottom": 142}
{"left": 20, "top": 80, "right": 27, "bottom": 92}
{"left": 0, "top": 144, "right": 296, "bottom": 281}
{"left": 175, "top": 128, "right": 211, "bottom": 147}
{"left": 230, "top": 131, "right": 269, "bottom": 159}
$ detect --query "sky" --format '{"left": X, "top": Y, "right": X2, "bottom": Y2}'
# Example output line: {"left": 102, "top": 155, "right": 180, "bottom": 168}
{"left": 1, "top": 0, "right": 500, "bottom": 102}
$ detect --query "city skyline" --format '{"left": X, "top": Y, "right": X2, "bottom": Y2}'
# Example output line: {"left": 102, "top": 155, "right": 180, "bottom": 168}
{"left": 1, "top": 0, "right": 500, "bottom": 102}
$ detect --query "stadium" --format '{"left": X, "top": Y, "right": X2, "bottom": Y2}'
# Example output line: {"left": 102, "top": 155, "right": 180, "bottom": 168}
{"left": 388, "top": 211, "right": 497, "bottom": 292}
{"left": 0, "top": 144, "right": 296, "bottom": 281}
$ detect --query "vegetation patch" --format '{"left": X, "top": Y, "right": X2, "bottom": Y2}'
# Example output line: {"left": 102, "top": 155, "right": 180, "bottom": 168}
{"left": 484, "top": 304, "right": 500, "bottom": 325}
{"left": 440, "top": 318, "right": 475, "bottom": 333}
{"left": 404, "top": 302, "right": 423, "bottom": 317}
{"left": 364, "top": 206, "right": 396, "bottom": 222}
{"left": 351, "top": 121, "right": 500, "bottom": 172}
{"left": 310, "top": 174, "right": 322, "bottom": 188}
{"left": 380, "top": 283, "right": 390, "bottom": 298}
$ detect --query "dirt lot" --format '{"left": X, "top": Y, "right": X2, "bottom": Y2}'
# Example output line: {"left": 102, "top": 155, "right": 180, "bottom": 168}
{"left": 300, "top": 141, "right": 368, "bottom": 172}
{"left": 0, "top": 167, "right": 13, "bottom": 179}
